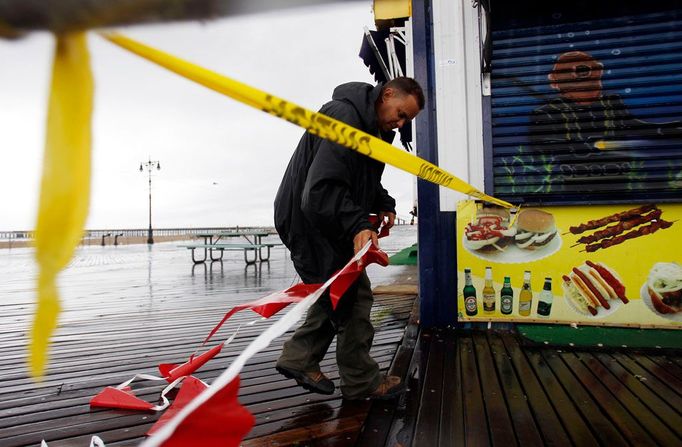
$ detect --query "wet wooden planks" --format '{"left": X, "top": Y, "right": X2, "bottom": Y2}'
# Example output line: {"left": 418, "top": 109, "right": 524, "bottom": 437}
{"left": 0, "top": 292, "right": 417, "bottom": 447}
{"left": 358, "top": 329, "right": 682, "bottom": 447}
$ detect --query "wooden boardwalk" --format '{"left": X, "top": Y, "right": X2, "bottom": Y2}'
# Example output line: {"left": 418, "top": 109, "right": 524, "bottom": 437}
{"left": 4, "top": 226, "right": 681, "bottom": 447}
{"left": 0, "top": 228, "right": 419, "bottom": 447}
{"left": 359, "top": 328, "right": 682, "bottom": 447}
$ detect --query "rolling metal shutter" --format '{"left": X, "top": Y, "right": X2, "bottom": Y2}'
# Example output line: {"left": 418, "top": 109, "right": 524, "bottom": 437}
{"left": 490, "top": 7, "right": 682, "bottom": 204}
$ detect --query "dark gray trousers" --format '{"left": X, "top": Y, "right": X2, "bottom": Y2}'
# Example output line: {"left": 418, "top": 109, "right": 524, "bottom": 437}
{"left": 276, "top": 272, "right": 380, "bottom": 399}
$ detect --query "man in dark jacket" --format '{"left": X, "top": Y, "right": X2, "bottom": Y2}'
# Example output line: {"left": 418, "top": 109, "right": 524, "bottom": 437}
{"left": 274, "top": 77, "right": 424, "bottom": 399}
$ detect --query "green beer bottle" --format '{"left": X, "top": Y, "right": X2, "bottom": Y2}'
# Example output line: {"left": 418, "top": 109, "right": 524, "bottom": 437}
{"left": 463, "top": 268, "right": 478, "bottom": 316}
{"left": 500, "top": 276, "right": 513, "bottom": 315}
{"left": 537, "top": 277, "right": 554, "bottom": 317}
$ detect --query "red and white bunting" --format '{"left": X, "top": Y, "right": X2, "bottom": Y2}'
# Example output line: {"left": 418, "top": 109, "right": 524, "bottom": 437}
{"left": 88, "top": 224, "right": 390, "bottom": 446}
{"left": 142, "top": 241, "right": 387, "bottom": 446}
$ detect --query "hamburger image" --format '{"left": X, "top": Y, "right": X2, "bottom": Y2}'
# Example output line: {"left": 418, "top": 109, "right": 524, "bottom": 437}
{"left": 514, "top": 209, "right": 558, "bottom": 250}
{"left": 647, "top": 262, "right": 682, "bottom": 314}
{"left": 463, "top": 206, "right": 516, "bottom": 252}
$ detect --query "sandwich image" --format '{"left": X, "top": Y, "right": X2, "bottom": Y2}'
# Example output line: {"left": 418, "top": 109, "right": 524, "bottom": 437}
{"left": 647, "top": 262, "right": 682, "bottom": 314}
{"left": 463, "top": 206, "right": 516, "bottom": 252}
{"left": 562, "top": 275, "right": 597, "bottom": 316}
{"left": 514, "top": 209, "right": 558, "bottom": 250}
{"left": 562, "top": 261, "right": 628, "bottom": 316}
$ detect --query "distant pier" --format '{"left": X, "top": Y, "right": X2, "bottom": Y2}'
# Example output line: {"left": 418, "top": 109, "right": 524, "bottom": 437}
{"left": 0, "top": 219, "right": 410, "bottom": 249}
{"left": 0, "top": 226, "right": 277, "bottom": 249}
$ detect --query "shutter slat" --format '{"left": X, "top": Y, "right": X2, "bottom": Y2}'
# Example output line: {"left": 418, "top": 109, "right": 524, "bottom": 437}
{"left": 491, "top": 8, "right": 682, "bottom": 203}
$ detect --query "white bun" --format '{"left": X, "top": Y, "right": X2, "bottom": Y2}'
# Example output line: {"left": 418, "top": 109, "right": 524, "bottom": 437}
{"left": 516, "top": 209, "right": 556, "bottom": 233}
{"left": 478, "top": 207, "right": 510, "bottom": 220}
{"left": 464, "top": 236, "right": 500, "bottom": 251}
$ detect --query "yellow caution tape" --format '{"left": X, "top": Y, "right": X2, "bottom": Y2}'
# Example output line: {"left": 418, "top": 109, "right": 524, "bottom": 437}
{"left": 31, "top": 32, "right": 93, "bottom": 378}
{"left": 101, "top": 32, "right": 512, "bottom": 208}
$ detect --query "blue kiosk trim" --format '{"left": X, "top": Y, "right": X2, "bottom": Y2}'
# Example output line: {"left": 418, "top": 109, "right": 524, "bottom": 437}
{"left": 412, "top": 0, "right": 458, "bottom": 328}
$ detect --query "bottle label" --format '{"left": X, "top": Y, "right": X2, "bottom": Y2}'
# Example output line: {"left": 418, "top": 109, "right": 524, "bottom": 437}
{"left": 519, "top": 301, "right": 531, "bottom": 313}
{"left": 537, "top": 301, "right": 552, "bottom": 316}
{"left": 465, "top": 296, "right": 477, "bottom": 313}
{"left": 483, "top": 293, "right": 495, "bottom": 311}
{"left": 501, "top": 295, "right": 513, "bottom": 313}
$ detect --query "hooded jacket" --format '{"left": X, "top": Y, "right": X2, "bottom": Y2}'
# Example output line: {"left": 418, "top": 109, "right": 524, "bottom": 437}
{"left": 274, "top": 82, "right": 396, "bottom": 283}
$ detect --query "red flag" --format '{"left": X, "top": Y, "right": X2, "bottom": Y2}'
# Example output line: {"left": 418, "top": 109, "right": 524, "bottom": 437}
{"left": 147, "top": 376, "right": 207, "bottom": 436}
{"left": 368, "top": 215, "right": 390, "bottom": 238}
{"left": 203, "top": 283, "right": 320, "bottom": 344}
{"left": 159, "top": 343, "right": 224, "bottom": 383}
{"left": 202, "top": 238, "right": 389, "bottom": 344}
{"left": 90, "top": 386, "right": 154, "bottom": 411}
{"left": 144, "top": 241, "right": 389, "bottom": 446}
{"left": 159, "top": 376, "right": 254, "bottom": 447}
{"left": 329, "top": 245, "right": 389, "bottom": 309}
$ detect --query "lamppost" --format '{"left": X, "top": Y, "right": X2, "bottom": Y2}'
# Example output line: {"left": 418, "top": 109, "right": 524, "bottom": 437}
{"left": 139, "top": 159, "right": 161, "bottom": 244}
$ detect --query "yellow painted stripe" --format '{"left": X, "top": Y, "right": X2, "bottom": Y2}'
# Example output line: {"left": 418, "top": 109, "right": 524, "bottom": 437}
{"left": 101, "top": 32, "right": 512, "bottom": 208}
{"left": 31, "top": 33, "right": 93, "bottom": 378}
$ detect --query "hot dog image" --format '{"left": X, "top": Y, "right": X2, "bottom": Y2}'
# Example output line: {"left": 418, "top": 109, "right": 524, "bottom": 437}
{"left": 646, "top": 262, "right": 682, "bottom": 315}
{"left": 562, "top": 261, "right": 628, "bottom": 317}
{"left": 464, "top": 207, "right": 516, "bottom": 252}
{"left": 561, "top": 275, "right": 598, "bottom": 316}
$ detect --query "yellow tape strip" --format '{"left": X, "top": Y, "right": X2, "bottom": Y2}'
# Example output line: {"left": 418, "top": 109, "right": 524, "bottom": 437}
{"left": 101, "top": 32, "right": 512, "bottom": 208}
{"left": 32, "top": 33, "right": 93, "bottom": 378}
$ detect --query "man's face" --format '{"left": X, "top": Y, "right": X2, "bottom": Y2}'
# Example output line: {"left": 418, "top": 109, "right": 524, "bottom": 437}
{"left": 375, "top": 88, "right": 421, "bottom": 132}
{"left": 548, "top": 51, "right": 604, "bottom": 105}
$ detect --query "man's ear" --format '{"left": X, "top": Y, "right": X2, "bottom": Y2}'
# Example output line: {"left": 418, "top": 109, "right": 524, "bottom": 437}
{"left": 382, "top": 87, "right": 395, "bottom": 100}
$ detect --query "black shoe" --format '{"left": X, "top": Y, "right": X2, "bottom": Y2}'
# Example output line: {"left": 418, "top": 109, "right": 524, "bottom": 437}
{"left": 276, "top": 365, "right": 335, "bottom": 395}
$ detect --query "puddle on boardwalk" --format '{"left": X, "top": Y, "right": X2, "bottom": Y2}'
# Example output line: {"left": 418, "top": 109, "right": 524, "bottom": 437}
{"left": 1, "top": 226, "right": 417, "bottom": 326}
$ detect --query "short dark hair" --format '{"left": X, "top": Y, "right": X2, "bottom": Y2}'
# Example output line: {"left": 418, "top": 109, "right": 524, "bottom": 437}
{"left": 383, "top": 77, "right": 425, "bottom": 110}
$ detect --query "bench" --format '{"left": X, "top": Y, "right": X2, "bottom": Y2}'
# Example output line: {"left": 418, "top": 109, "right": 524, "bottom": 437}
{"left": 179, "top": 242, "right": 282, "bottom": 265}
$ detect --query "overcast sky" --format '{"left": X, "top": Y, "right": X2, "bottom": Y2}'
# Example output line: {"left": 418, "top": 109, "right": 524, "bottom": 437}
{"left": 0, "top": 1, "right": 416, "bottom": 231}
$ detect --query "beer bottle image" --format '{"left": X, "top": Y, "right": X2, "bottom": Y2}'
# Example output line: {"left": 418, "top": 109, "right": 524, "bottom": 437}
{"left": 483, "top": 266, "right": 495, "bottom": 314}
{"left": 500, "top": 276, "right": 513, "bottom": 315}
{"left": 518, "top": 271, "right": 533, "bottom": 316}
{"left": 537, "top": 277, "right": 554, "bottom": 317}
{"left": 463, "top": 268, "right": 478, "bottom": 316}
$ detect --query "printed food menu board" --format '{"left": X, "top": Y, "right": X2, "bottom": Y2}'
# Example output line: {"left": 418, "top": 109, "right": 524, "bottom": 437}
{"left": 456, "top": 200, "right": 682, "bottom": 328}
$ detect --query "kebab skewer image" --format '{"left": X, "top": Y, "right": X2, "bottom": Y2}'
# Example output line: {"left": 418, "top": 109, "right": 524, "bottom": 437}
{"left": 571, "top": 209, "right": 662, "bottom": 246}
{"left": 567, "top": 204, "right": 657, "bottom": 234}
{"left": 583, "top": 219, "right": 675, "bottom": 253}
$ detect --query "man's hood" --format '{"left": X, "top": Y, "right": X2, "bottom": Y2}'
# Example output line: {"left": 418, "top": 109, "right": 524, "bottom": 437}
{"left": 331, "top": 82, "right": 382, "bottom": 133}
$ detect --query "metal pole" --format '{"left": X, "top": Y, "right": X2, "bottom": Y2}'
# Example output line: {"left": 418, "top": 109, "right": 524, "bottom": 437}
{"left": 140, "top": 158, "right": 160, "bottom": 244}
{"left": 147, "top": 165, "right": 153, "bottom": 244}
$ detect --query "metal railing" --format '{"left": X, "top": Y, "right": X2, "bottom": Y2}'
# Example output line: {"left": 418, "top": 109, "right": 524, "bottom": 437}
{"left": 1, "top": 219, "right": 411, "bottom": 247}
{"left": 0, "top": 227, "right": 277, "bottom": 247}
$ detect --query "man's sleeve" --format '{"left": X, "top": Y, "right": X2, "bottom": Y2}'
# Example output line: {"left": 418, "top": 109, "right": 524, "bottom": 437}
{"left": 373, "top": 183, "right": 396, "bottom": 214}
{"left": 300, "top": 103, "right": 372, "bottom": 239}
{"left": 301, "top": 140, "right": 372, "bottom": 239}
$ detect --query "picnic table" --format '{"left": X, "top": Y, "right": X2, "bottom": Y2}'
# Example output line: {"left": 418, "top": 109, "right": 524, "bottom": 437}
{"left": 179, "top": 230, "right": 282, "bottom": 265}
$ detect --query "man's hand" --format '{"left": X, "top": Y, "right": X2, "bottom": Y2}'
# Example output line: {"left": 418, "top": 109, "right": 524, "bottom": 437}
{"left": 354, "top": 229, "right": 378, "bottom": 267}
{"left": 377, "top": 212, "right": 396, "bottom": 230}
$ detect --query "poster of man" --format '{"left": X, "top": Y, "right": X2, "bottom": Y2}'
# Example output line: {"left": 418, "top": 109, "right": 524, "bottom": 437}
{"left": 529, "top": 50, "right": 682, "bottom": 189}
